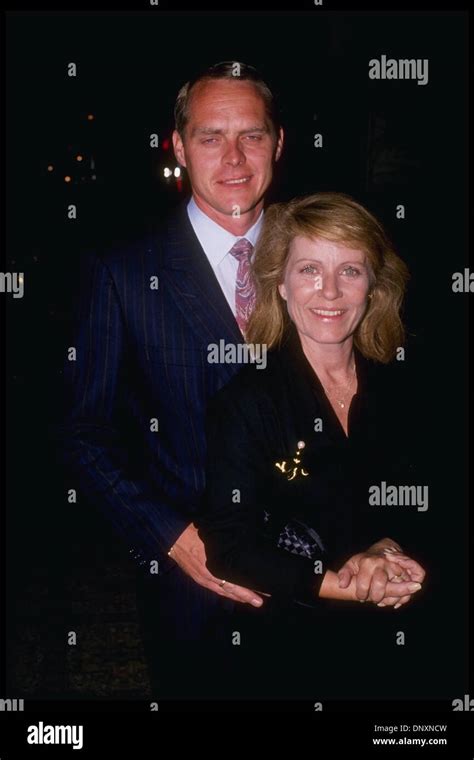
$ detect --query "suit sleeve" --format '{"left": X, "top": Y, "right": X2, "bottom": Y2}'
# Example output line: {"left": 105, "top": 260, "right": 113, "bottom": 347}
{"left": 197, "top": 388, "right": 325, "bottom": 604}
{"left": 56, "top": 253, "right": 189, "bottom": 572}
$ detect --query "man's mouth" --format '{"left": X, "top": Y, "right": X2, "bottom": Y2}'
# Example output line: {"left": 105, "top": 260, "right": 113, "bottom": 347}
{"left": 219, "top": 176, "right": 252, "bottom": 185}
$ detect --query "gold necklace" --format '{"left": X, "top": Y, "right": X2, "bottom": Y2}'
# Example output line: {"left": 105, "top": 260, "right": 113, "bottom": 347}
{"left": 320, "top": 363, "right": 356, "bottom": 409}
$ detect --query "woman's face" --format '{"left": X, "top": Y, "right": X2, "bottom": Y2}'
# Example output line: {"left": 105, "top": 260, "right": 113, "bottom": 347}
{"left": 278, "top": 235, "right": 371, "bottom": 348}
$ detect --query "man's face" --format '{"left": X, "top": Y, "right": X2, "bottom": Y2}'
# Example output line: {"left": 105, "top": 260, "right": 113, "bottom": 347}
{"left": 172, "top": 79, "right": 283, "bottom": 221}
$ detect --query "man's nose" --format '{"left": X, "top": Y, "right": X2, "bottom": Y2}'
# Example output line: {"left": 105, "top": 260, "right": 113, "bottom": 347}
{"left": 223, "top": 140, "right": 246, "bottom": 166}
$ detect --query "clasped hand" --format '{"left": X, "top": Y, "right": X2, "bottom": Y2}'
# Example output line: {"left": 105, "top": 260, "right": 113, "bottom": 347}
{"left": 337, "top": 539, "right": 426, "bottom": 609}
{"left": 170, "top": 526, "right": 425, "bottom": 611}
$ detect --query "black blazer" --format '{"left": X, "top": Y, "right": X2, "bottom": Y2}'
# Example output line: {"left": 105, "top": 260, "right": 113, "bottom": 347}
{"left": 197, "top": 322, "right": 422, "bottom": 608}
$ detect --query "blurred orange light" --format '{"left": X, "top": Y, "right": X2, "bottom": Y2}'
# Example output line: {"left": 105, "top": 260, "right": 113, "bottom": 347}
{"left": 64, "top": 175, "right": 72, "bottom": 183}
{"left": 76, "top": 155, "right": 83, "bottom": 162}
{"left": 47, "top": 165, "right": 54, "bottom": 172}
{"left": 87, "top": 114, "right": 94, "bottom": 121}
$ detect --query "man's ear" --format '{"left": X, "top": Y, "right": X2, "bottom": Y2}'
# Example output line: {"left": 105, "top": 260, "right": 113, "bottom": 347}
{"left": 172, "top": 129, "right": 187, "bottom": 168}
{"left": 274, "top": 127, "right": 284, "bottom": 162}
{"left": 278, "top": 283, "right": 287, "bottom": 300}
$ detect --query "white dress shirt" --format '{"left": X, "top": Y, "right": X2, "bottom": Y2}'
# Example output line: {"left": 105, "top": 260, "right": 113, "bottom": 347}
{"left": 186, "top": 195, "right": 264, "bottom": 318}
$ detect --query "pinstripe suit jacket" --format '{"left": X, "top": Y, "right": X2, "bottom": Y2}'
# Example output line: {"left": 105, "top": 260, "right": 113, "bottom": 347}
{"left": 61, "top": 198, "right": 249, "bottom": 575}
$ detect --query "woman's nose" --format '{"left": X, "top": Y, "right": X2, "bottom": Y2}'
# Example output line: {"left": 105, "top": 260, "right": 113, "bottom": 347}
{"left": 320, "top": 274, "right": 342, "bottom": 299}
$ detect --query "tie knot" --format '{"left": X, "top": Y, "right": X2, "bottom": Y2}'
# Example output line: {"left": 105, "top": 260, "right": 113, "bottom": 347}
{"left": 229, "top": 237, "right": 253, "bottom": 261}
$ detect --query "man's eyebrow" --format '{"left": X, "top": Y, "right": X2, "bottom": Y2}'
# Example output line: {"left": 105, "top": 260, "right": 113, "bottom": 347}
{"left": 191, "top": 125, "right": 269, "bottom": 137}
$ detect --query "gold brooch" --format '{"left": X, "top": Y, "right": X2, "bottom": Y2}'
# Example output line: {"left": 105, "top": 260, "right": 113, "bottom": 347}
{"left": 275, "top": 440, "right": 309, "bottom": 480}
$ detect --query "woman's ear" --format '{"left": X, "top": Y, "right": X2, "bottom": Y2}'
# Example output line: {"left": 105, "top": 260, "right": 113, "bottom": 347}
{"left": 278, "top": 283, "right": 287, "bottom": 301}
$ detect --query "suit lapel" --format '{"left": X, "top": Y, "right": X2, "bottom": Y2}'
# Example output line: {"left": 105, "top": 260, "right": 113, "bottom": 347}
{"left": 160, "top": 200, "right": 243, "bottom": 353}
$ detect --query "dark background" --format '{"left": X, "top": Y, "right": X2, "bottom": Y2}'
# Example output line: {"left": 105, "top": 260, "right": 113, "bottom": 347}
{"left": 5, "top": 11, "right": 469, "bottom": 699}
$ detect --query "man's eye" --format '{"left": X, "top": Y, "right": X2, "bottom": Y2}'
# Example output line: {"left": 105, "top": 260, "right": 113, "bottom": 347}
{"left": 244, "top": 135, "right": 262, "bottom": 141}
{"left": 202, "top": 138, "right": 218, "bottom": 144}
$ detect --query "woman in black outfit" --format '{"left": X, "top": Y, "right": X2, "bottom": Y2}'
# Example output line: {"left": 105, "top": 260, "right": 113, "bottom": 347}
{"left": 197, "top": 193, "right": 426, "bottom": 699}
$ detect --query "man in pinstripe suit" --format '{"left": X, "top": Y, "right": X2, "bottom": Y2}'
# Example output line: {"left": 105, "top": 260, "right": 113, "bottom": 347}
{"left": 62, "top": 61, "right": 284, "bottom": 698}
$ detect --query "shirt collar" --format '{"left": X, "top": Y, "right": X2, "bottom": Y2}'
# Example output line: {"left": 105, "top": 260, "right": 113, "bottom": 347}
{"left": 187, "top": 195, "right": 264, "bottom": 268}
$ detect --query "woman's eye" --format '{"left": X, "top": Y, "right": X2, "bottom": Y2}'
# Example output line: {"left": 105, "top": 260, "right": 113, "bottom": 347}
{"left": 342, "top": 266, "right": 361, "bottom": 277}
{"left": 301, "top": 265, "right": 318, "bottom": 274}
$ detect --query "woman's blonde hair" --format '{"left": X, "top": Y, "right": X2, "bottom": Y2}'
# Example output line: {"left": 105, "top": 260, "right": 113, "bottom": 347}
{"left": 246, "top": 192, "right": 409, "bottom": 363}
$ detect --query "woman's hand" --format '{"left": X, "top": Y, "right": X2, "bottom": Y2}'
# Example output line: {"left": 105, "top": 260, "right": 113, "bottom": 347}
{"left": 319, "top": 565, "right": 420, "bottom": 604}
{"left": 337, "top": 541, "right": 425, "bottom": 607}
{"left": 375, "top": 550, "right": 426, "bottom": 608}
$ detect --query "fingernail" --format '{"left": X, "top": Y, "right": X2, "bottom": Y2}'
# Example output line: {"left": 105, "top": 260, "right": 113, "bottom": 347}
{"left": 251, "top": 599, "right": 263, "bottom": 607}
{"left": 377, "top": 602, "right": 386, "bottom": 607}
{"left": 394, "top": 603, "right": 402, "bottom": 609}
{"left": 407, "top": 582, "right": 422, "bottom": 592}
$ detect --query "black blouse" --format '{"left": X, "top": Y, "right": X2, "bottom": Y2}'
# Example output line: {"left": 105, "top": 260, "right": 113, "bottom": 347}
{"left": 197, "top": 323, "right": 421, "bottom": 609}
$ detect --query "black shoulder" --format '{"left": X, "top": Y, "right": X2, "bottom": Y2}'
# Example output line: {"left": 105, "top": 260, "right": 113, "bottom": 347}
{"left": 207, "top": 348, "right": 285, "bottom": 414}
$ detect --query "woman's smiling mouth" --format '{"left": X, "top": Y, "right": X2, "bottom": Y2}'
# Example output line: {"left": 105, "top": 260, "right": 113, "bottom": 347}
{"left": 309, "top": 308, "right": 347, "bottom": 320}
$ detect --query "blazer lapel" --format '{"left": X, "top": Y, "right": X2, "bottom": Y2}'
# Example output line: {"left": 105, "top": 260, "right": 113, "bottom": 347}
{"left": 160, "top": 200, "right": 243, "bottom": 352}
{"left": 280, "top": 324, "right": 355, "bottom": 445}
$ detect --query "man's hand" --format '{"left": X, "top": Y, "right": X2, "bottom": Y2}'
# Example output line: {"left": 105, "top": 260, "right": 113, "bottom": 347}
{"left": 337, "top": 540, "right": 425, "bottom": 607}
{"left": 168, "top": 523, "right": 264, "bottom": 607}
